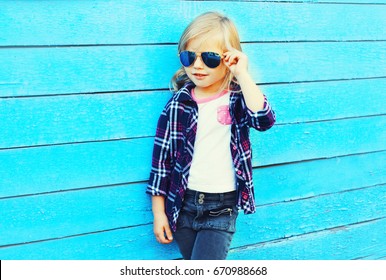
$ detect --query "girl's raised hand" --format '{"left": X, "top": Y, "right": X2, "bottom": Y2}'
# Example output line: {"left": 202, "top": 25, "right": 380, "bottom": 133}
{"left": 223, "top": 49, "right": 249, "bottom": 78}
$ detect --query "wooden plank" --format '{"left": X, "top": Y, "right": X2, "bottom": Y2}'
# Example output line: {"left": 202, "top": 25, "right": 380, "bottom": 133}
{"left": 0, "top": 90, "right": 171, "bottom": 148}
{"left": 0, "top": 139, "right": 153, "bottom": 197}
{"left": 1, "top": 42, "right": 385, "bottom": 97}
{"left": 1, "top": 145, "right": 385, "bottom": 204}
{"left": 235, "top": 0, "right": 386, "bottom": 3}
{"left": 0, "top": 150, "right": 385, "bottom": 245}
{"left": 2, "top": 218, "right": 385, "bottom": 260}
{"left": 253, "top": 151, "right": 386, "bottom": 206}
{"left": 1, "top": 179, "right": 385, "bottom": 248}
{"left": 1, "top": 1, "right": 385, "bottom": 46}
{"left": 1, "top": 79, "right": 385, "bottom": 149}
{"left": 233, "top": 184, "right": 386, "bottom": 249}
{"left": 251, "top": 115, "right": 386, "bottom": 166}
{"left": 0, "top": 183, "right": 152, "bottom": 246}
{"left": 264, "top": 78, "right": 386, "bottom": 125}
{"left": 0, "top": 223, "right": 180, "bottom": 260}
{"left": 229, "top": 218, "right": 386, "bottom": 260}
{"left": 0, "top": 187, "right": 385, "bottom": 259}
{"left": 0, "top": 116, "right": 385, "bottom": 197}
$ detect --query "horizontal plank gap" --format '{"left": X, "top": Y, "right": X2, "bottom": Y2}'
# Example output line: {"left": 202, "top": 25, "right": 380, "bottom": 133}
{"left": 2, "top": 76, "right": 385, "bottom": 100}
{"left": 1, "top": 114, "right": 384, "bottom": 151}
{"left": 0, "top": 222, "right": 153, "bottom": 249}
{"left": 1, "top": 40, "right": 386, "bottom": 49}
{"left": 255, "top": 183, "right": 386, "bottom": 208}
{"left": 1, "top": 148, "right": 384, "bottom": 200}
{"left": 275, "top": 113, "right": 386, "bottom": 126}
{"left": 0, "top": 43, "right": 177, "bottom": 49}
{"left": 0, "top": 136, "right": 153, "bottom": 151}
{"left": 353, "top": 254, "right": 375, "bottom": 260}
{"left": 257, "top": 149, "right": 386, "bottom": 168}
{"left": 243, "top": 39, "right": 386, "bottom": 44}
{"left": 0, "top": 88, "right": 170, "bottom": 100}
{"left": 259, "top": 76, "right": 386, "bottom": 86}
{"left": 186, "top": 0, "right": 386, "bottom": 6}
{"left": 0, "top": 181, "right": 143, "bottom": 201}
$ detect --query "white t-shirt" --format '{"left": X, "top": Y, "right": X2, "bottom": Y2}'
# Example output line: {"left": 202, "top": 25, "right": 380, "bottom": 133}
{"left": 187, "top": 88, "right": 236, "bottom": 193}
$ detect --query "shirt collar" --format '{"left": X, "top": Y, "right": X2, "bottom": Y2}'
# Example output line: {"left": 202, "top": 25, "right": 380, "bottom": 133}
{"left": 174, "top": 82, "right": 195, "bottom": 103}
{"left": 173, "top": 82, "right": 240, "bottom": 103}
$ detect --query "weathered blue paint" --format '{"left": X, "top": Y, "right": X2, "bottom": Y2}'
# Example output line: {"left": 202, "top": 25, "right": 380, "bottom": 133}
{"left": 0, "top": 117, "right": 384, "bottom": 198}
{"left": 1, "top": 42, "right": 385, "bottom": 96}
{"left": 1, "top": 79, "right": 385, "bottom": 148}
{"left": 0, "top": 0, "right": 385, "bottom": 260}
{"left": 0, "top": 186, "right": 384, "bottom": 260}
{"left": 1, "top": 1, "right": 385, "bottom": 46}
{"left": 1, "top": 154, "right": 385, "bottom": 246}
{"left": 229, "top": 218, "right": 386, "bottom": 260}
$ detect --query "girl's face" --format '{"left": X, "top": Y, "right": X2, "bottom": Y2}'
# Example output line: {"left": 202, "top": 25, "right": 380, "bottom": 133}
{"left": 183, "top": 35, "right": 228, "bottom": 95}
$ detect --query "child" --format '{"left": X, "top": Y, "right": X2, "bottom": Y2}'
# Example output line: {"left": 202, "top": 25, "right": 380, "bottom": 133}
{"left": 146, "top": 11, "right": 275, "bottom": 260}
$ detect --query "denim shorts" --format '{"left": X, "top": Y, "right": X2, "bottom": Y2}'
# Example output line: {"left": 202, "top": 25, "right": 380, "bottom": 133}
{"left": 173, "top": 189, "right": 239, "bottom": 260}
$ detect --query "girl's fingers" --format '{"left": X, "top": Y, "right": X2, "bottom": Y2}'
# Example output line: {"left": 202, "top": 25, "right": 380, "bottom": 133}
{"left": 165, "top": 226, "right": 173, "bottom": 242}
{"left": 155, "top": 227, "right": 173, "bottom": 244}
{"left": 223, "top": 50, "right": 249, "bottom": 75}
{"left": 224, "top": 51, "right": 241, "bottom": 66}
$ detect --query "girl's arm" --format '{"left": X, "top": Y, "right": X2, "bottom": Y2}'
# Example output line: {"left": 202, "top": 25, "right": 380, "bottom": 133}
{"left": 147, "top": 107, "right": 174, "bottom": 243}
{"left": 234, "top": 70, "right": 265, "bottom": 113}
{"left": 152, "top": 195, "right": 173, "bottom": 244}
{"left": 223, "top": 50, "right": 265, "bottom": 112}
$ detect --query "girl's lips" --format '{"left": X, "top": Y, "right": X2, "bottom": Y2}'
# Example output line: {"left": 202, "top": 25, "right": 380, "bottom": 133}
{"left": 193, "top": 73, "right": 208, "bottom": 80}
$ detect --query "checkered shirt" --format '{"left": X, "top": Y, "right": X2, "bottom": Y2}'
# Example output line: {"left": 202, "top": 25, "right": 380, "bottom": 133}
{"left": 146, "top": 82, "right": 276, "bottom": 232}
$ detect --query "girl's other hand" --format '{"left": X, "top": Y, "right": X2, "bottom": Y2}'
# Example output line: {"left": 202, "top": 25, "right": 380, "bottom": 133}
{"left": 223, "top": 49, "right": 249, "bottom": 78}
{"left": 153, "top": 212, "right": 173, "bottom": 244}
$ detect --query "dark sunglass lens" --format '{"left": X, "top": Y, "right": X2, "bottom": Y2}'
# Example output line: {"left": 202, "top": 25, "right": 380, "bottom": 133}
{"left": 180, "top": 51, "right": 196, "bottom": 67}
{"left": 202, "top": 52, "right": 221, "bottom": 68}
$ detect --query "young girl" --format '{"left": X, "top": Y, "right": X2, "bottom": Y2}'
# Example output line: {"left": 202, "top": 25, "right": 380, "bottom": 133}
{"left": 146, "top": 11, "right": 275, "bottom": 260}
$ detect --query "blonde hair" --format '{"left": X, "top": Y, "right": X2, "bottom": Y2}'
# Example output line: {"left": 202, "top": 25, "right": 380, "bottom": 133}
{"left": 171, "top": 11, "right": 242, "bottom": 92}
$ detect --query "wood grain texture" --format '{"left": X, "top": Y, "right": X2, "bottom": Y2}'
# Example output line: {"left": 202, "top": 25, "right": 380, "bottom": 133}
{"left": 1, "top": 79, "right": 385, "bottom": 149}
{"left": 0, "top": 152, "right": 386, "bottom": 246}
{"left": 1, "top": 116, "right": 385, "bottom": 198}
{"left": 1, "top": 186, "right": 384, "bottom": 259}
{"left": 1, "top": 42, "right": 385, "bottom": 97}
{"left": 2, "top": 218, "right": 385, "bottom": 260}
{"left": 229, "top": 217, "right": 386, "bottom": 260}
{"left": 1, "top": 1, "right": 385, "bottom": 46}
{"left": 1, "top": 0, "right": 385, "bottom": 260}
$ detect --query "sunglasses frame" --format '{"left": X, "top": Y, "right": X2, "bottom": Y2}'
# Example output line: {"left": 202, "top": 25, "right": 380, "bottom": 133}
{"left": 178, "top": 51, "right": 223, "bottom": 69}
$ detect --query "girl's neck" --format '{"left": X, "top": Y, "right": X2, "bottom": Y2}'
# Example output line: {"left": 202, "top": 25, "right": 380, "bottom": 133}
{"left": 192, "top": 87, "right": 228, "bottom": 104}
{"left": 193, "top": 86, "right": 227, "bottom": 99}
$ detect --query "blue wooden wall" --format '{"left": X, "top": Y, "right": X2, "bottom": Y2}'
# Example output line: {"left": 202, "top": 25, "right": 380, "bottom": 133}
{"left": 0, "top": 0, "right": 385, "bottom": 260}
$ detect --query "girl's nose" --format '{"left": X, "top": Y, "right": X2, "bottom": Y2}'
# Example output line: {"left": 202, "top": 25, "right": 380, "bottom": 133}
{"left": 193, "top": 55, "right": 204, "bottom": 69}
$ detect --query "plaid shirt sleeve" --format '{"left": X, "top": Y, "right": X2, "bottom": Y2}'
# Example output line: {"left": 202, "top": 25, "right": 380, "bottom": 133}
{"left": 245, "top": 95, "right": 276, "bottom": 131}
{"left": 146, "top": 106, "right": 171, "bottom": 197}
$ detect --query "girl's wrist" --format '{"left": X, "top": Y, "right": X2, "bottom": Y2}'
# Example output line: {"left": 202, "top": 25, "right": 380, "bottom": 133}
{"left": 234, "top": 70, "right": 252, "bottom": 83}
{"left": 153, "top": 211, "right": 166, "bottom": 216}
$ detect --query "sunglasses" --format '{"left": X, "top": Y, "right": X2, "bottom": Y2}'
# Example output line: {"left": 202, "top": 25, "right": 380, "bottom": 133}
{"left": 179, "top": 51, "right": 223, "bottom": 68}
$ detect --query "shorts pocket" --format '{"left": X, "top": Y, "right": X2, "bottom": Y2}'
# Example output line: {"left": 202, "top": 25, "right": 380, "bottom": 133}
{"left": 201, "top": 205, "right": 239, "bottom": 233}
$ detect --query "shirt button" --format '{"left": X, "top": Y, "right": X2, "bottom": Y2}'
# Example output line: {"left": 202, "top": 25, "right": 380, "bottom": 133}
{"left": 233, "top": 145, "right": 237, "bottom": 150}
{"left": 237, "top": 170, "right": 242, "bottom": 175}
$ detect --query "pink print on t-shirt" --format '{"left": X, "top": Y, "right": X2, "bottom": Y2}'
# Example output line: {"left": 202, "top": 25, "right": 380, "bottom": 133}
{"left": 217, "top": 105, "right": 232, "bottom": 125}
